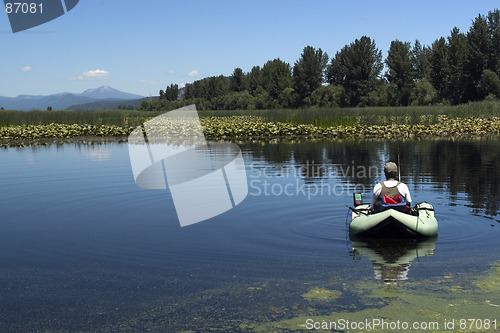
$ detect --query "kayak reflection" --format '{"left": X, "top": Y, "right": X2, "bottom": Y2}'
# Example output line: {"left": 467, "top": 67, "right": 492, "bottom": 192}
{"left": 350, "top": 237, "right": 437, "bottom": 284}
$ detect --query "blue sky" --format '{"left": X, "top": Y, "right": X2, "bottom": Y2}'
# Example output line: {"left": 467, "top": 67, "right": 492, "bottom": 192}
{"left": 1, "top": 0, "right": 499, "bottom": 97}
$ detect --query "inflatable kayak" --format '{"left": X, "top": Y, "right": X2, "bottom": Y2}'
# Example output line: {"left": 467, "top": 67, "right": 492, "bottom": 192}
{"left": 349, "top": 202, "right": 438, "bottom": 238}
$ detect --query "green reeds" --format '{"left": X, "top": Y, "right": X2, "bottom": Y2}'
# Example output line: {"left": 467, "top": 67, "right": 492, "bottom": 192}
{"left": 1, "top": 101, "right": 499, "bottom": 127}
{"left": 0, "top": 109, "right": 162, "bottom": 127}
{"left": 198, "top": 100, "right": 500, "bottom": 126}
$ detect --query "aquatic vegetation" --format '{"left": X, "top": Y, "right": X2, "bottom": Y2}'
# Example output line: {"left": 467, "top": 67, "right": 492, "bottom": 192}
{"left": 200, "top": 115, "right": 500, "bottom": 140}
{"left": 102, "top": 258, "right": 500, "bottom": 332}
{"left": 2, "top": 114, "right": 500, "bottom": 147}
{"left": 249, "top": 260, "right": 500, "bottom": 332}
{"left": 301, "top": 287, "right": 342, "bottom": 301}
{"left": 473, "top": 262, "right": 500, "bottom": 293}
{"left": 0, "top": 123, "right": 134, "bottom": 141}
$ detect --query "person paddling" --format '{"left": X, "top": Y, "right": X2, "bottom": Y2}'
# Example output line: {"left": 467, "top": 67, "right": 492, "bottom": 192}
{"left": 372, "top": 162, "right": 411, "bottom": 211}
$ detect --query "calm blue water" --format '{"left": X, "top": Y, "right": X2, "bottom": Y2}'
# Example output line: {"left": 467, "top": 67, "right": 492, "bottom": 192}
{"left": 0, "top": 139, "right": 499, "bottom": 331}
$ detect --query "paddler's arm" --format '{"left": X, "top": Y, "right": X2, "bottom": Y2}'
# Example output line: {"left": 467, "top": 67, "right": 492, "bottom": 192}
{"left": 372, "top": 183, "right": 382, "bottom": 205}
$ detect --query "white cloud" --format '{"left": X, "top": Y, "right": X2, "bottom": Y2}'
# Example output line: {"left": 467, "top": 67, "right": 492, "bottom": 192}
{"left": 167, "top": 70, "right": 175, "bottom": 75}
{"left": 22, "top": 66, "right": 32, "bottom": 72}
{"left": 188, "top": 70, "right": 199, "bottom": 77}
{"left": 73, "top": 69, "right": 110, "bottom": 80}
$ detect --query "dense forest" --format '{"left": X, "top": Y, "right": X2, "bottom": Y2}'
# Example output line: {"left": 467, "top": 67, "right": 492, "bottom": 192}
{"left": 140, "top": 9, "right": 500, "bottom": 111}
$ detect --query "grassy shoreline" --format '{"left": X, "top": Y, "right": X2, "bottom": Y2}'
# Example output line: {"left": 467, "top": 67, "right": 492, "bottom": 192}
{"left": 2, "top": 101, "right": 500, "bottom": 126}
{"left": 1, "top": 101, "right": 500, "bottom": 146}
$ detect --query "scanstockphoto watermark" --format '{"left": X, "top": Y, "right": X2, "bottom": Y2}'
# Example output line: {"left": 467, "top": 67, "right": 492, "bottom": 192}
{"left": 248, "top": 161, "right": 378, "bottom": 200}
{"left": 128, "top": 105, "right": 248, "bottom": 227}
{"left": 249, "top": 178, "right": 366, "bottom": 200}
{"left": 4, "top": 0, "right": 80, "bottom": 33}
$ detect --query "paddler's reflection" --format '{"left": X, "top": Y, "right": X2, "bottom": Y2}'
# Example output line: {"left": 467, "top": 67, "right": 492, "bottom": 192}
{"left": 350, "top": 237, "right": 437, "bottom": 284}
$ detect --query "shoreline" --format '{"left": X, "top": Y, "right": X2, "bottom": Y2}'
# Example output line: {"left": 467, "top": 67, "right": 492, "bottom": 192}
{"left": 0, "top": 136, "right": 128, "bottom": 148}
{"left": 3, "top": 135, "right": 500, "bottom": 149}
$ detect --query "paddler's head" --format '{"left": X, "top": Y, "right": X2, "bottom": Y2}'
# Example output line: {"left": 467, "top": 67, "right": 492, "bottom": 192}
{"left": 384, "top": 162, "right": 398, "bottom": 180}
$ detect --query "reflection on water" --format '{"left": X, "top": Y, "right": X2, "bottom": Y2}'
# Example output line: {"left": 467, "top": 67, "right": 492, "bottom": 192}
{"left": 0, "top": 138, "right": 499, "bottom": 332}
{"left": 351, "top": 237, "right": 437, "bottom": 284}
{"left": 241, "top": 138, "right": 500, "bottom": 217}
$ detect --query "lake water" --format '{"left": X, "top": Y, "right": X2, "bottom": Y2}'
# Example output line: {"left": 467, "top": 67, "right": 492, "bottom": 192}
{"left": 1, "top": 139, "right": 500, "bottom": 332}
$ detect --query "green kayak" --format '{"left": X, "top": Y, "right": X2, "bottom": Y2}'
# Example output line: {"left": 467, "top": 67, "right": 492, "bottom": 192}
{"left": 349, "top": 202, "right": 438, "bottom": 238}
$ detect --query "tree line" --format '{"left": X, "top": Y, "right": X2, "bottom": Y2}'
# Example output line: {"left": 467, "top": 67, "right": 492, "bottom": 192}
{"left": 140, "top": 9, "right": 500, "bottom": 111}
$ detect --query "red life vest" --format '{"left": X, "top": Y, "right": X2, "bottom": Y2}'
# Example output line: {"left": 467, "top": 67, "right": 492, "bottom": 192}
{"left": 376, "top": 182, "right": 409, "bottom": 213}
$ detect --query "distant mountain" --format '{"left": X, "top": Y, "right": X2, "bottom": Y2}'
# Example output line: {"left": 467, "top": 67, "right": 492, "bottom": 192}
{"left": 0, "top": 93, "right": 99, "bottom": 111}
{"left": 80, "top": 86, "right": 144, "bottom": 100}
{"left": 0, "top": 86, "right": 145, "bottom": 111}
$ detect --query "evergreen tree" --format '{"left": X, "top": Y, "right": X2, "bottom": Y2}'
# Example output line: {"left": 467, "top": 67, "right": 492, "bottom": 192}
{"left": 447, "top": 27, "right": 468, "bottom": 104}
{"left": 487, "top": 9, "right": 500, "bottom": 74}
{"left": 184, "top": 83, "right": 194, "bottom": 100}
{"left": 206, "top": 75, "right": 229, "bottom": 100}
{"left": 292, "top": 46, "right": 329, "bottom": 105}
{"left": 429, "top": 37, "right": 449, "bottom": 101}
{"left": 261, "top": 58, "right": 293, "bottom": 100}
{"left": 464, "top": 14, "right": 492, "bottom": 100}
{"left": 164, "top": 84, "right": 179, "bottom": 101}
{"left": 327, "top": 36, "right": 383, "bottom": 106}
{"left": 230, "top": 67, "right": 246, "bottom": 92}
{"left": 246, "top": 66, "right": 262, "bottom": 95}
{"left": 386, "top": 40, "right": 413, "bottom": 105}
{"left": 192, "top": 79, "right": 207, "bottom": 99}
{"left": 411, "top": 39, "right": 431, "bottom": 80}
